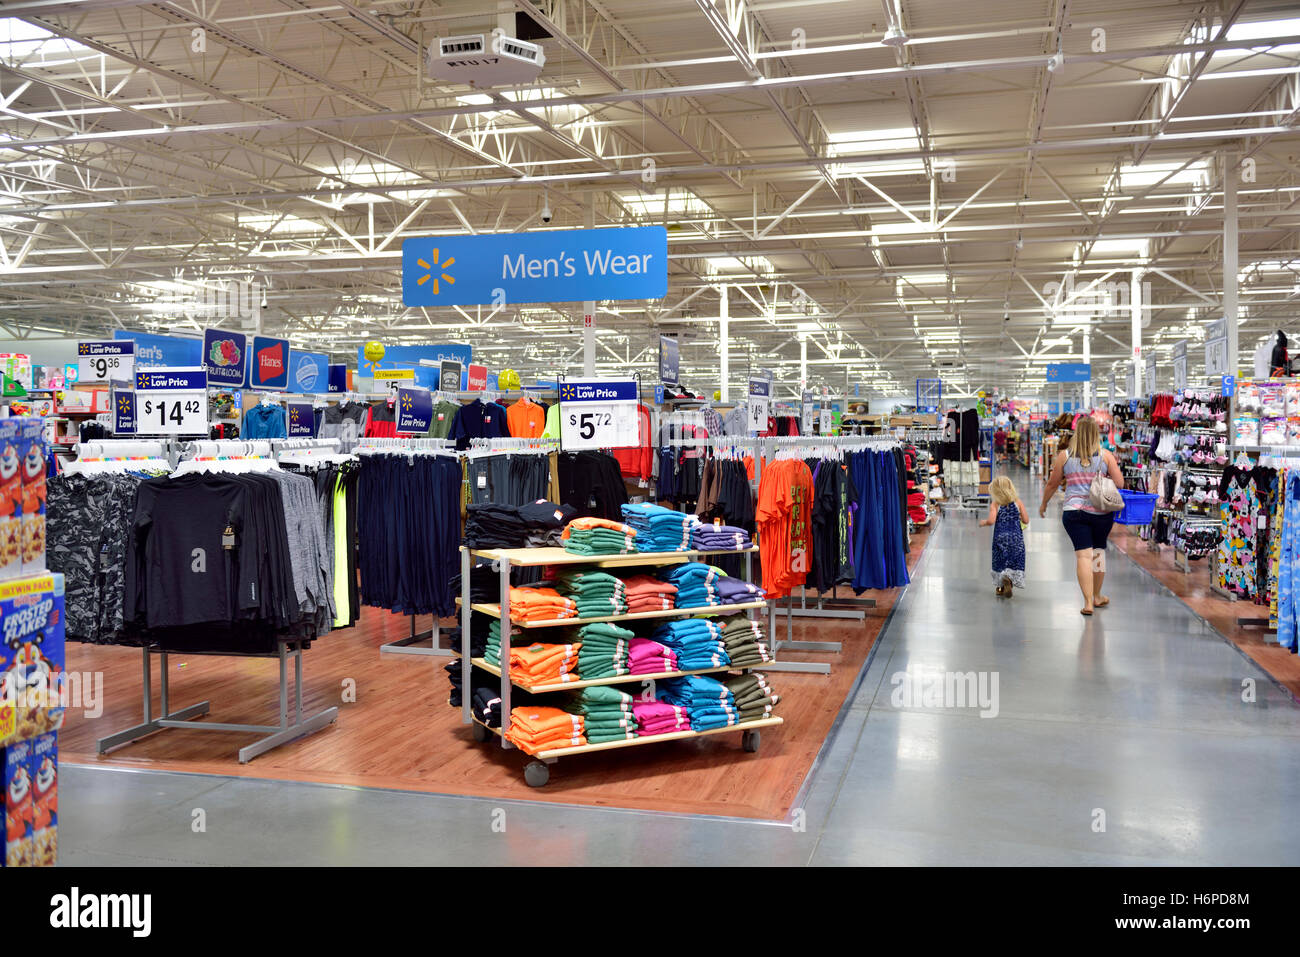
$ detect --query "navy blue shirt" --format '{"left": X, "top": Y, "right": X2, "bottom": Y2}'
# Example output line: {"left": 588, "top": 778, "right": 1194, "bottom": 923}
{"left": 449, "top": 399, "right": 509, "bottom": 450}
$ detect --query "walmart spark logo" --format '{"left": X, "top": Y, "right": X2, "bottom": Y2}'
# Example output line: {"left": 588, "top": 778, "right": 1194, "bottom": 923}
{"left": 117, "top": 395, "right": 132, "bottom": 414}
{"left": 560, "top": 383, "right": 577, "bottom": 401}
{"left": 400, "top": 391, "right": 414, "bottom": 413}
{"left": 415, "top": 248, "right": 456, "bottom": 294}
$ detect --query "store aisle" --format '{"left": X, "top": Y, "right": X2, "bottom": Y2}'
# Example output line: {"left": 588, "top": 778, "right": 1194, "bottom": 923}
{"left": 58, "top": 468, "right": 1300, "bottom": 865}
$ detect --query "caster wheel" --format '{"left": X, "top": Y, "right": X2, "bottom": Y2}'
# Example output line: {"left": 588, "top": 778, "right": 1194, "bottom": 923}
{"left": 743, "top": 730, "right": 760, "bottom": 753}
{"left": 524, "top": 761, "right": 550, "bottom": 788}
{"left": 471, "top": 722, "right": 490, "bottom": 743}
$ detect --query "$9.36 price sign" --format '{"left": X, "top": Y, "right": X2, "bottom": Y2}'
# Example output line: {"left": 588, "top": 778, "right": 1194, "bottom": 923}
{"left": 559, "top": 378, "right": 639, "bottom": 450}
{"left": 134, "top": 368, "right": 208, "bottom": 435}
{"left": 76, "top": 340, "right": 134, "bottom": 383}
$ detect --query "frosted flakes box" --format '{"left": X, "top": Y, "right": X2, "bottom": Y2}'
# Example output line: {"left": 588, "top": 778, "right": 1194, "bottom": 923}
{"left": 19, "top": 418, "right": 46, "bottom": 576}
{"left": 29, "top": 731, "right": 55, "bottom": 866}
{"left": 3, "top": 739, "right": 31, "bottom": 866}
{"left": 0, "top": 573, "right": 65, "bottom": 748}
{"left": 0, "top": 419, "right": 20, "bottom": 581}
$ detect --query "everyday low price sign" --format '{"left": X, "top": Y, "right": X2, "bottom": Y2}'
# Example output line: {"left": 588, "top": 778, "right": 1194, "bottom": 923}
{"left": 287, "top": 403, "right": 315, "bottom": 437}
{"left": 133, "top": 368, "right": 207, "bottom": 435}
{"left": 113, "top": 389, "right": 135, "bottom": 435}
{"left": 397, "top": 388, "right": 433, "bottom": 433}
{"left": 76, "top": 341, "right": 133, "bottom": 384}
{"left": 559, "top": 378, "right": 638, "bottom": 450}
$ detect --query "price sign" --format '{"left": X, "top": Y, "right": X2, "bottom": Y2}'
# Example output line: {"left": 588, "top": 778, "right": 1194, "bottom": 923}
{"left": 77, "top": 340, "right": 134, "bottom": 383}
{"left": 113, "top": 389, "right": 136, "bottom": 435}
{"left": 1108, "top": 374, "right": 1115, "bottom": 406}
{"left": 800, "top": 390, "right": 814, "bottom": 433}
{"left": 559, "top": 378, "right": 639, "bottom": 450}
{"left": 287, "top": 403, "right": 315, "bottom": 438}
{"left": 1145, "top": 353, "right": 1158, "bottom": 393}
{"left": 133, "top": 368, "right": 208, "bottom": 435}
{"left": 747, "top": 376, "right": 771, "bottom": 433}
{"left": 1205, "top": 318, "right": 1228, "bottom": 376}
{"left": 819, "top": 408, "right": 832, "bottom": 433}
{"left": 1172, "top": 340, "right": 1187, "bottom": 392}
{"left": 397, "top": 387, "right": 433, "bottom": 433}
{"left": 1126, "top": 367, "right": 1135, "bottom": 397}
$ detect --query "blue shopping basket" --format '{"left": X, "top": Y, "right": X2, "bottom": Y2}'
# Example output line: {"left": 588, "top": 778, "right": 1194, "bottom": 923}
{"left": 1115, "top": 490, "right": 1158, "bottom": 525}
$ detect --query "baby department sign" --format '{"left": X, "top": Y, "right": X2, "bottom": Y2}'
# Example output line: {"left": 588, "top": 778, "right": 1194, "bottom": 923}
{"left": 401, "top": 227, "right": 667, "bottom": 306}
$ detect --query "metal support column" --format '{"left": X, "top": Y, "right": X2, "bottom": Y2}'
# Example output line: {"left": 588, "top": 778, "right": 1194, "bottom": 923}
{"left": 497, "top": 555, "right": 514, "bottom": 748}
{"left": 1224, "top": 149, "right": 1239, "bottom": 378}
{"left": 719, "top": 284, "right": 730, "bottom": 402}
{"left": 1131, "top": 268, "right": 1144, "bottom": 396}
{"left": 460, "top": 546, "right": 473, "bottom": 724}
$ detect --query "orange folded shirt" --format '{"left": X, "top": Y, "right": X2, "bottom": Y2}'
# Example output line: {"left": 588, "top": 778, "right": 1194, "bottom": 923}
{"left": 505, "top": 706, "right": 586, "bottom": 751}
{"left": 561, "top": 518, "right": 638, "bottom": 540}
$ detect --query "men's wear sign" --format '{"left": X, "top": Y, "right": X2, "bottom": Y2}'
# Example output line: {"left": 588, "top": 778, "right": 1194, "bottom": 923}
{"left": 113, "top": 389, "right": 135, "bottom": 435}
{"left": 397, "top": 388, "right": 433, "bottom": 433}
{"left": 133, "top": 368, "right": 207, "bottom": 435}
{"left": 559, "top": 378, "right": 639, "bottom": 450}
{"left": 115, "top": 330, "right": 201, "bottom": 369}
{"left": 659, "top": 335, "right": 679, "bottom": 385}
{"left": 202, "top": 329, "right": 247, "bottom": 387}
{"left": 401, "top": 227, "right": 668, "bottom": 307}
{"left": 288, "top": 350, "right": 329, "bottom": 394}
{"left": 286, "top": 403, "right": 315, "bottom": 437}
{"left": 76, "top": 341, "right": 134, "bottom": 384}
{"left": 249, "top": 336, "right": 289, "bottom": 391}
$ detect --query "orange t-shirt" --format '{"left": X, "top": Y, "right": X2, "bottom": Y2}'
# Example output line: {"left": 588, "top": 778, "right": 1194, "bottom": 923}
{"left": 561, "top": 518, "right": 637, "bottom": 540}
{"left": 506, "top": 399, "right": 546, "bottom": 438}
{"left": 755, "top": 458, "right": 813, "bottom": 599}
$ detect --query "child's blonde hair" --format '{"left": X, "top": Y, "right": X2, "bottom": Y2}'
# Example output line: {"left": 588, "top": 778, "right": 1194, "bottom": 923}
{"left": 990, "top": 476, "right": 1017, "bottom": 505}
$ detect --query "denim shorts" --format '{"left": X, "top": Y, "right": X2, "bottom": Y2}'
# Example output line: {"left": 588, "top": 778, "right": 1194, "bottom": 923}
{"left": 1062, "top": 509, "right": 1114, "bottom": 551}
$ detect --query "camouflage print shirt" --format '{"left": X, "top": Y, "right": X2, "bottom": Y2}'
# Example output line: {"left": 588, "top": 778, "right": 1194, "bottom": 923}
{"left": 48, "top": 473, "right": 142, "bottom": 643}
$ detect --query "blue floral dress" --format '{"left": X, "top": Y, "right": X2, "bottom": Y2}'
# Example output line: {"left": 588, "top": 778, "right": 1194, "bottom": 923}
{"left": 991, "top": 503, "right": 1026, "bottom": 587}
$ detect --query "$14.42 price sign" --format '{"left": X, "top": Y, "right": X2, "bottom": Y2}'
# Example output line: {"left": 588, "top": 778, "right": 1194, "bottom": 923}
{"left": 559, "top": 378, "right": 639, "bottom": 450}
{"left": 134, "top": 368, "right": 208, "bottom": 435}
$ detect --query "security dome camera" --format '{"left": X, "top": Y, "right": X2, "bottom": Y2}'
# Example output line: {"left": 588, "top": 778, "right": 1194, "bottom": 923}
{"left": 540, "top": 202, "right": 552, "bottom": 224}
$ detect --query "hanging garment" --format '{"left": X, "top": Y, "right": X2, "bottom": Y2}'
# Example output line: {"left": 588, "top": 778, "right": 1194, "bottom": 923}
{"left": 1217, "top": 465, "right": 1268, "bottom": 600}
{"left": 506, "top": 398, "right": 546, "bottom": 438}
{"left": 755, "top": 457, "right": 815, "bottom": 599}
{"left": 848, "top": 449, "right": 910, "bottom": 591}
{"left": 557, "top": 451, "right": 628, "bottom": 521}
{"left": 1277, "top": 473, "right": 1300, "bottom": 651}
{"left": 319, "top": 402, "right": 368, "bottom": 452}
{"left": 449, "top": 399, "right": 510, "bottom": 450}
{"left": 364, "top": 400, "right": 399, "bottom": 438}
{"left": 242, "top": 403, "right": 288, "bottom": 439}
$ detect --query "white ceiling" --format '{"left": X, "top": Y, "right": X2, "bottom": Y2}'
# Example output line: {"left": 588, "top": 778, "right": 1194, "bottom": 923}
{"left": 1, "top": 0, "right": 1299, "bottom": 399}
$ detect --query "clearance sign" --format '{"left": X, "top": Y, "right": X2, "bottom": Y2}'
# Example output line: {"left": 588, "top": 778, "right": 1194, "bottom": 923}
{"left": 401, "top": 227, "right": 667, "bottom": 307}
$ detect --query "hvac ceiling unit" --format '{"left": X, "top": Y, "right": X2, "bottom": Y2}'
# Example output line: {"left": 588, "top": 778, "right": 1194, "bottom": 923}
{"left": 427, "top": 34, "right": 546, "bottom": 88}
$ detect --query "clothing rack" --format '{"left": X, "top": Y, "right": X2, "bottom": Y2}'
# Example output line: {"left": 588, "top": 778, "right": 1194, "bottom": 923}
{"left": 97, "top": 641, "right": 338, "bottom": 764}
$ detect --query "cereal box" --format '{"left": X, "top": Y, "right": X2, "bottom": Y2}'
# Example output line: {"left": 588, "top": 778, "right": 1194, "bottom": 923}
{"left": 19, "top": 419, "right": 46, "bottom": 576}
{"left": 0, "top": 419, "right": 20, "bottom": 581}
{"left": 3, "top": 739, "right": 32, "bottom": 866}
{"left": 0, "top": 573, "right": 65, "bottom": 748}
{"left": 29, "top": 731, "right": 55, "bottom": 866}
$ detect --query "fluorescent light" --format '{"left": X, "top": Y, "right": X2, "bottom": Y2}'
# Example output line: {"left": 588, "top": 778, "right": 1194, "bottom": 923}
{"left": 1117, "top": 159, "right": 1210, "bottom": 190}
{"left": 618, "top": 189, "right": 710, "bottom": 218}
{"left": 896, "top": 272, "right": 948, "bottom": 289}
{"left": 828, "top": 127, "right": 924, "bottom": 178}
{"left": 704, "top": 255, "right": 773, "bottom": 276}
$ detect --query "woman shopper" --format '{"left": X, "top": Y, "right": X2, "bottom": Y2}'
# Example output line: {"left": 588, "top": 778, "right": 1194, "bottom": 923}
{"left": 1038, "top": 416, "right": 1125, "bottom": 616}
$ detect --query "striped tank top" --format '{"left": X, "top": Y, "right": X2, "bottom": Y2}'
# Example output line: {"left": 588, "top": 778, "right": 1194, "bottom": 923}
{"left": 1062, "top": 453, "right": 1105, "bottom": 514}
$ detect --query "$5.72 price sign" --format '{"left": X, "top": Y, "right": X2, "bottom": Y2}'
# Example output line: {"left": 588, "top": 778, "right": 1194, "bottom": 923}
{"left": 559, "top": 378, "right": 639, "bottom": 450}
{"left": 134, "top": 368, "right": 208, "bottom": 435}
{"left": 77, "top": 340, "right": 134, "bottom": 383}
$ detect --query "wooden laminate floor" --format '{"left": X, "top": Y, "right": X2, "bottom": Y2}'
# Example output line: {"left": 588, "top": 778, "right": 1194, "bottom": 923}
{"left": 57, "top": 528, "right": 931, "bottom": 820}
{"left": 1110, "top": 525, "right": 1300, "bottom": 699}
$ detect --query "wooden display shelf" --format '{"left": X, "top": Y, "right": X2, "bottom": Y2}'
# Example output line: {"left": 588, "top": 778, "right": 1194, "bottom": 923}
{"left": 470, "top": 656, "right": 748, "bottom": 693}
{"left": 457, "top": 598, "right": 767, "bottom": 628}
{"left": 472, "top": 715, "right": 782, "bottom": 759}
{"left": 466, "top": 544, "right": 756, "bottom": 569}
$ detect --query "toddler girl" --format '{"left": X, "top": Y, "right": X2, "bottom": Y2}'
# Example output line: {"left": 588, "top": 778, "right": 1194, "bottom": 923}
{"left": 979, "top": 475, "right": 1028, "bottom": 597}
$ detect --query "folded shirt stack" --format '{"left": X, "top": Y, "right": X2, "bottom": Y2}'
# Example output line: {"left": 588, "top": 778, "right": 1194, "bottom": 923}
{"left": 571, "top": 622, "right": 635, "bottom": 679}
{"left": 505, "top": 640, "right": 583, "bottom": 686}
{"left": 621, "top": 573, "right": 678, "bottom": 614}
{"left": 713, "top": 576, "right": 767, "bottom": 604}
{"left": 554, "top": 570, "right": 629, "bottom": 618}
{"left": 452, "top": 671, "right": 539, "bottom": 727}
{"left": 627, "top": 636, "right": 680, "bottom": 675}
{"left": 472, "top": 686, "right": 504, "bottom": 727}
{"left": 621, "top": 502, "right": 696, "bottom": 552}
{"left": 507, "top": 586, "right": 577, "bottom": 623}
{"left": 657, "top": 675, "right": 739, "bottom": 731}
{"left": 717, "top": 614, "right": 773, "bottom": 668}
{"left": 561, "top": 517, "right": 639, "bottom": 555}
{"left": 659, "top": 562, "right": 727, "bottom": 608}
{"left": 691, "top": 523, "right": 754, "bottom": 552}
{"left": 563, "top": 685, "right": 639, "bottom": 743}
{"left": 650, "top": 618, "right": 730, "bottom": 669}
{"left": 724, "top": 672, "right": 781, "bottom": 722}
{"left": 633, "top": 699, "right": 692, "bottom": 736}
{"left": 464, "top": 501, "right": 576, "bottom": 549}
{"left": 482, "top": 618, "right": 524, "bottom": 669}
{"left": 504, "top": 705, "right": 586, "bottom": 752}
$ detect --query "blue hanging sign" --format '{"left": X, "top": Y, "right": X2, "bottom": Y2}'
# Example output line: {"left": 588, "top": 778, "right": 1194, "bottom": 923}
{"left": 249, "top": 336, "right": 290, "bottom": 391}
{"left": 397, "top": 387, "right": 433, "bottom": 433}
{"left": 1045, "top": 362, "right": 1092, "bottom": 383}
{"left": 659, "top": 335, "right": 679, "bottom": 385}
{"left": 328, "top": 364, "right": 348, "bottom": 393}
{"left": 288, "top": 350, "right": 329, "bottom": 394}
{"left": 401, "top": 227, "right": 668, "bottom": 307}
{"left": 203, "top": 328, "right": 247, "bottom": 387}
{"left": 1222, "top": 374, "right": 1236, "bottom": 397}
{"left": 286, "top": 403, "right": 315, "bottom": 437}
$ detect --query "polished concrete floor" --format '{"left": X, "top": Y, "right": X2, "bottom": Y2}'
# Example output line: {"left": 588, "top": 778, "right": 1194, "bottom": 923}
{"left": 60, "top": 469, "right": 1300, "bottom": 865}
